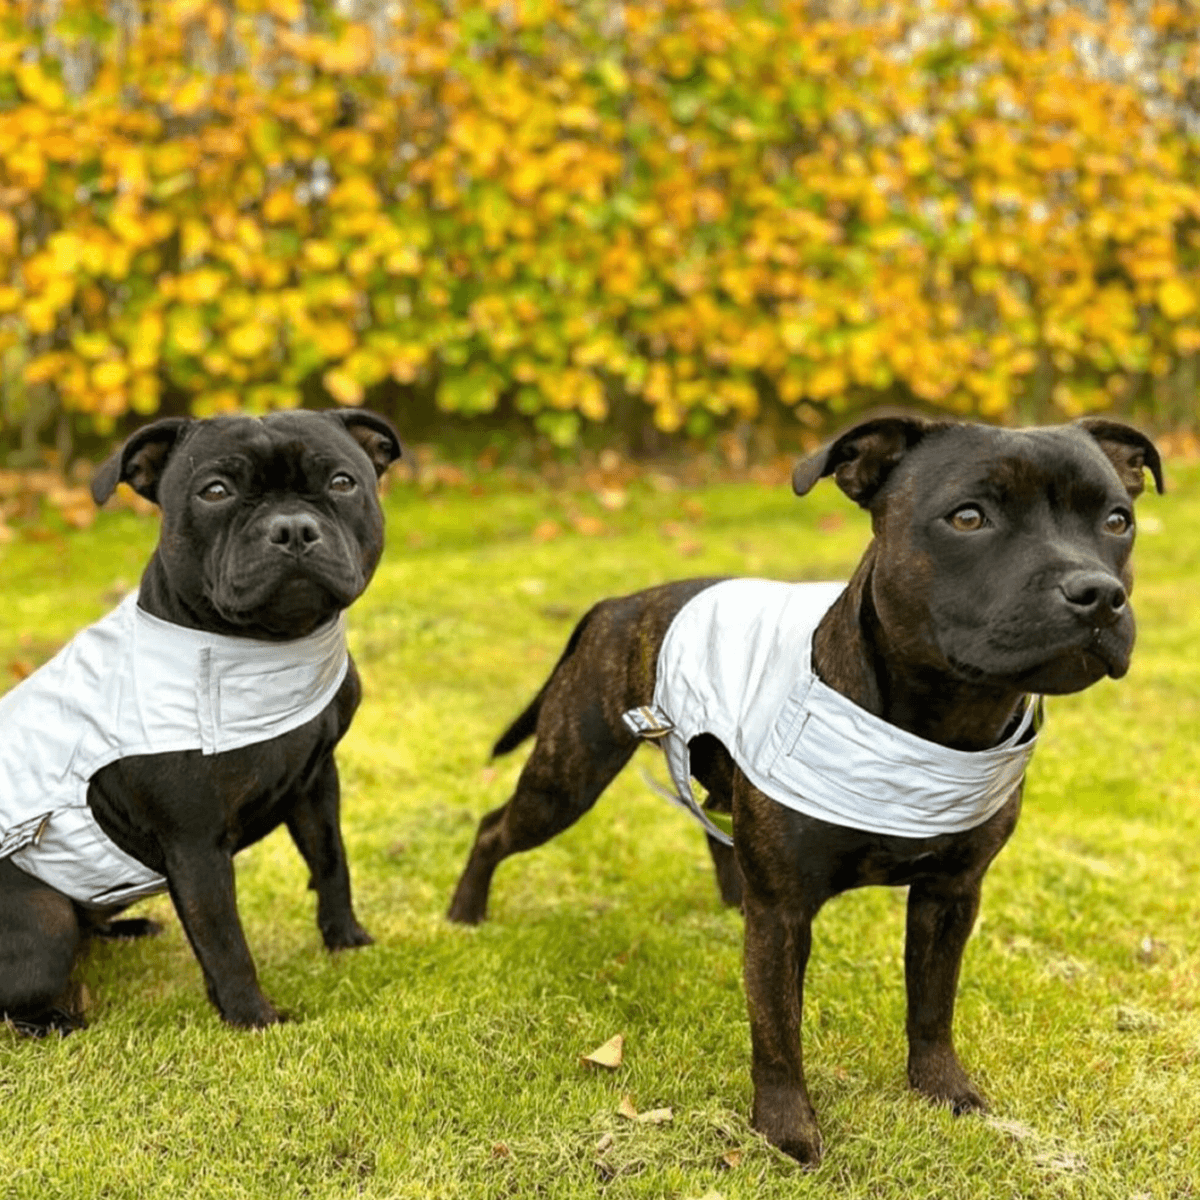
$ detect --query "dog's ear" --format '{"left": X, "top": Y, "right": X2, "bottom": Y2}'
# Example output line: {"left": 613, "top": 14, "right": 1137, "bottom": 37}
{"left": 792, "top": 414, "right": 941, "bottom": 507}
{"left": 91, "top": 417, "right": 193, "bottom": 506}
{"left": 1075, "top": 417, "right": 1165, "bottom": 499}
{"left": 326, "top": 409, "right": 403, "bottom": 479}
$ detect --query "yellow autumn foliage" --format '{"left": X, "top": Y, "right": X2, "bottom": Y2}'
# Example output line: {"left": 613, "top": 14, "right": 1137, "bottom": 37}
{"left": 1, "top": 0, "right": 1199, "bottom": 445}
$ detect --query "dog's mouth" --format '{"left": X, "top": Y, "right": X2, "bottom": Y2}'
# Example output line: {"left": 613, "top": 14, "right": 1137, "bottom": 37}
{"left": 210, "top": 568, "right": 362, "bottom": 639}
{"left": 948, "top": 627, "right": 1131, "bottom": 695}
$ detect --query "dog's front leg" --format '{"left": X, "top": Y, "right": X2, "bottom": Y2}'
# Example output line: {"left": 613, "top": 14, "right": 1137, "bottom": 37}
{"left": 903, "top": 877, "right": 987, "bottom": 1112}
{"left": 286, "top": 759, "right": 372, "bottom": 951}
{"left": 743, "top": 893, "right": 823, "bottom": 1165}
{"left": 165, "top": 846, "right": 281, "bottom": 1028}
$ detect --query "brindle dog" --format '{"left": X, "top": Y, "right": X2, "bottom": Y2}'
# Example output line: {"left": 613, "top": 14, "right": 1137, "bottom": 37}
{"left": 448, "top": 415, "right": 1163, "bottom": 1163}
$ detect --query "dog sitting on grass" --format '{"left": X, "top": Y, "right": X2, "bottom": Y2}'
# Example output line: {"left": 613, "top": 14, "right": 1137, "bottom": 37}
{"left": 0, "top": 409, "right": 400, "bottom": 1033}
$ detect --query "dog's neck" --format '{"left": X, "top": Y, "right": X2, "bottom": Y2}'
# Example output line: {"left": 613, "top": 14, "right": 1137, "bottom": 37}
{"left": 812, "top": 546, "right": 1029, "bottom": 753}
{"left": 135, "top": 555, "right": 330, "bottom": 642}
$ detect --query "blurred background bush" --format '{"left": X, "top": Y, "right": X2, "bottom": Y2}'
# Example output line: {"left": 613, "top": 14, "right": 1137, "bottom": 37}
{"left": 2, "top": 0, "right": 1199, "bottom": 466}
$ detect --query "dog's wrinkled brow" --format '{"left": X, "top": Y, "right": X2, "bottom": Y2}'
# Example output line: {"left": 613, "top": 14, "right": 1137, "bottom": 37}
{"left": 952, "top": 455, "right": 1118, "bottom": 514}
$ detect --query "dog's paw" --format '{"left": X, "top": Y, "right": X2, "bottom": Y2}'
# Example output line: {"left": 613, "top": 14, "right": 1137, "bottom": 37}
{"left": 908, "top": 1045, "right": 988, "bottom": 1114}
{"left": 753, "top": 1091, "right": 823, "bottom": 1167}
{"left": 322, "top": 920, "right": 374, "bottom": 951}
{"left": 221, "top": 996, "right": 285, "bottom": 1030}
{"left": 4, "top": 1006, "right": 87, "bottom": 1039}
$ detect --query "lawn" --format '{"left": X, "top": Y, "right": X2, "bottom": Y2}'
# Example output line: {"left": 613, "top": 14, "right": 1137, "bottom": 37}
{"left": 1, "top": 450, "right": 1197, "bottom": 1200}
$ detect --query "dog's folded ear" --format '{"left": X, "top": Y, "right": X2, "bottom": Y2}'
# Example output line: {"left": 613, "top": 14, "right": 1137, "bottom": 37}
{"left": 325, "top": 409, "right": 403, "bottom": 479}
{"left": 793, "top": 414, "right": 942, "bottom": 507}
{"left": 91, "top": 417, "right": 193, "bottom": 506}
{"left": 1075, "top": 417, "right": 1165, "bottom": 499}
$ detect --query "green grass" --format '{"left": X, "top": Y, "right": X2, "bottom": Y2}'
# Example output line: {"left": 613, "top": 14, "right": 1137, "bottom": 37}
{"left": 1, "top": 461, "right": 1198, "bottom": 1200}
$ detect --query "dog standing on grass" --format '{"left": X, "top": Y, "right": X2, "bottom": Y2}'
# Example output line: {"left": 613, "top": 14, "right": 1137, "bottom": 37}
{"left": 448, "top": 415, "right": 1163, "bottom": 1163}
{"left": 0, "top": 409, "right": 400, "bottom": 1033}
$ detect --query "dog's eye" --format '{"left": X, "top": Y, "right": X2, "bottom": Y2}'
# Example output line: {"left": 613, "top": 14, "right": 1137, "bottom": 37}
{"left": 329, "top": 472, "right": 357, "bottom": 494}
{"left": 1104, "top": 509, "right": 1132, "bottom": 536}
{"left": 948, "top": 505, "right": 986, "bottom": 532}
{"left": 198, "top": 481, "right": 231, "bottom": 502}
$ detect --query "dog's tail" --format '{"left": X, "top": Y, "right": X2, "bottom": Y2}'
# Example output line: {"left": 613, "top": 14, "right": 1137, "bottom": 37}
{"left": 491, "top": 605, "right": 599, "bottom": 757}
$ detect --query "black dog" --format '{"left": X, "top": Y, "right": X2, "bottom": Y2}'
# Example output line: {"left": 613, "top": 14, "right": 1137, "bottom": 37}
{"left": 448, "top": 415, "right": 1163, "bottom": 1163}
{"left": 0, "top": 409, "right": 400, "bottom": 1032}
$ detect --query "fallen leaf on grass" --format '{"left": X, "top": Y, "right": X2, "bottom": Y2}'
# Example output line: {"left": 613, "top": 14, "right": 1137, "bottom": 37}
{"left": 676, "top": 539, "right": 704, "bottom": 557}
{"left": 8, "top": 659, "right": 33, "bottom": 681}
{"left": 721, "top": 1149, "right": 742, "bottom": 1169}
{"left": 582, "top": 1033, "right": 623, "bottom": 1069}
{"left": 595, "top": 1133, "right": 613, "bottom": 1153}
{"left": 595, "top": 487, "right": 627, "bottom": 511}
{"left": 635, "top": 1107, "right": 673, "bottom": 1125}
{"left": 616, "top": 1095, "right": 673, "bottom": 1124}
{"left": 532, "top": 519, "right": 562, "bottom": 542}
{"left": 570, "top": 514, "right": 606, "bottom": 537}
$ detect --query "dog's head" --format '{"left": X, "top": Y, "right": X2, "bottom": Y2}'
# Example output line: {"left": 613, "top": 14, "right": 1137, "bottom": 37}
{"left": 93, "top": 409, "right": 402, "bottom": 639}
{"left": 793, "top": 414, "right": 1164, "bottom": 694}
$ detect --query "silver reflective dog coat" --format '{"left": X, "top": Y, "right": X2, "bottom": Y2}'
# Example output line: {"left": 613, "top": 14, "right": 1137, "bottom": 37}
{"left": 0, "top": 591, "right": 349, "bottom": 907}
{"left": 623, "top": 579, "right": 1039, "bottom": 844}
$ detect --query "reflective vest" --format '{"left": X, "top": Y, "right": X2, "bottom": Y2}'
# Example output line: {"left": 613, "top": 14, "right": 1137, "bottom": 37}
{"left": 624, "top": 579, "right": 1039, "bottom": 845}
{"left": 0, "top": 592, "right": 348, "bottom": 907}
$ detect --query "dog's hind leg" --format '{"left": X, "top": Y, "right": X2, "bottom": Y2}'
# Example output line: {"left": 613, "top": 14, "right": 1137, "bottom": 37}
{"left": 0, "top": 858, "right": 83, "bottom": 1034}
{"left": 447, "top": 709, "right": 637, "bottom": 925}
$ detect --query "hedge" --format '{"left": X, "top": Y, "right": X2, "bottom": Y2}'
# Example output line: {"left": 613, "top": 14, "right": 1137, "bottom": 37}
{"left": 1, "top": 0, "right": 1199, "bottom": 456}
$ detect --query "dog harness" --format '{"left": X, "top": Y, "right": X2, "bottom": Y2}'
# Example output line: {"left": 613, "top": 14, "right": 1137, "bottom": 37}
{"left": 623, "top": 579, "right": 1040, "bottom": 846}
{"left": 0, "top": 591, "right": 349, "bottom": 907}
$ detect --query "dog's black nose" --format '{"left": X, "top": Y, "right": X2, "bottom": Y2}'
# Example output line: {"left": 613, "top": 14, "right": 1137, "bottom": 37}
{"left": 266, "top": 512, "right": 321, "bottom": 553}
{"left": 1059, "top": 570, "right": 1126, "bottom": 624}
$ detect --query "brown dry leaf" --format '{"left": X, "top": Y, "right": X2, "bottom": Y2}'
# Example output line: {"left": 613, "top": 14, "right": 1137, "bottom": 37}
{"left": 0, "top": 522, "right": 13, "bottom": 544}
{"left": 571, "top": 514, "right": 606, "bottom": 537}
{"left": 8, "top": 659, "right": 34, "bottom": 681}
{"left": 659, "top": 520, "right": 685, "bottom": 539}
{"left": 434, "top": 464, "right": 467, "bottom": 486}
{"left": 817, "top": 513, "right": 845, "bottom": 534}
{"left": 617, "top": 1094, "right": 638, "bottom": 1120}
{"left": 532, "top": 519, "right": 562, "bottom": 542}
{"left": 721, "top": 1149, "right": 743, "bottom": 1169}
{"left": 595, "top": 1132, "right": 614, "bottom": 1153}
{"left": 582, "top": 1032, "right": 624, "bottom": 1069}
{"left": 682, "top": 498, "right": 705, "bottom": 520}
{"left": 111, "top": 482, "right": 157, "bottom": 516}
{"left": 595, "top": 487, "right": 627, "bottom": 511}
{"left": 676, "top": 539, "right": 704, "bottom": 557}
{"left": 51, "top": 486, "right": 97, "bottom": 530}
